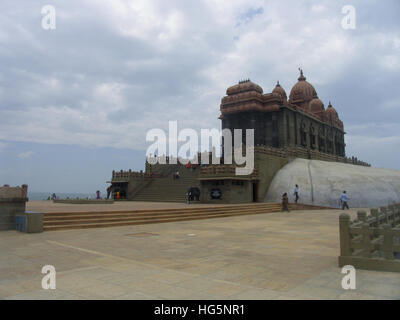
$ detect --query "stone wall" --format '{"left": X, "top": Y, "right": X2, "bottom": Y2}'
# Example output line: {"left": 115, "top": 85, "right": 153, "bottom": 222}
{"left": 255, "top": 151, "right": 289, "bottom": 202}
{"left": 200, "top": 179, "right": 253, "bottom": 204}
{"left": 0, "top": 184, "right": 28, "bottom": 231}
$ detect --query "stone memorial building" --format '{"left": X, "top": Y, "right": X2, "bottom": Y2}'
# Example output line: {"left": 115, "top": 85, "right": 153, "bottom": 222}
{"left": 109, "top": 70, "right": 371, "bottom": 205}
{"left": 220, "top": 69, "right": 345, "bottom": 156}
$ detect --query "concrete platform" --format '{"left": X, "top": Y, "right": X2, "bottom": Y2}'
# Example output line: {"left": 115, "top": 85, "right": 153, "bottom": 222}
{"left": 1, "top": 208, "right": 399, "bottom": 300}
{"left": 27, "top": 200, "right": 230, "bottom": 213}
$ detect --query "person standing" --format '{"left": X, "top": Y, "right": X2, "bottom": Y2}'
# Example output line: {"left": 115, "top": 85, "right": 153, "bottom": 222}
{"left": 282, "top": 193, "right": 290, "bottom": 212}
{"left": 341, "top": 191, "right": 350, "bottom": 210}
{"left": 106, "top": 185, "right": 112, "bottom": 199}
{"left": 293, "top": 185, "right": 299, "bottom": 204}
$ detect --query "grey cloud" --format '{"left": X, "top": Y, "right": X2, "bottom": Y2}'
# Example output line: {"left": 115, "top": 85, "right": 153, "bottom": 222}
{"left": 0, "top": 0, "right": 399, "bottom": 169}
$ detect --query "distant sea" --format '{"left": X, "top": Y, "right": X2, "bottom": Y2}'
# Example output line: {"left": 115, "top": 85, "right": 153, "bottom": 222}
{"left": 28, "top": 192, "right": 96, "bottom": 201}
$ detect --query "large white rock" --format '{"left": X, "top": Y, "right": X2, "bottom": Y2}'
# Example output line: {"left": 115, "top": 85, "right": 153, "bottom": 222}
{"left": 264, "top": 158, "right": 400, "bottom": 208}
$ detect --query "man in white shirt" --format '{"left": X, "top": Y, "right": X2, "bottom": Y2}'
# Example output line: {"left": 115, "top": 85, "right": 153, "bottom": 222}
{"left": 341, "top": 191, "right": 349, "bottom": 210}
{"left": 293, "top": 185, "right": 299, "bottom": 203}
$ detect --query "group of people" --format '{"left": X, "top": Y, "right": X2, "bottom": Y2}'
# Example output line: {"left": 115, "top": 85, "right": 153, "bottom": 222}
{"left": 281, "top": 184, "right": 300, "bottom": 212}
{"left": 106, "top": 185, "right": 122, "bottom": 199}
{"left": 174, "top": 162, "right": 199, "bottom": 180}
{"left": 48, "top": 190, "right": 104, "bottom": 201}
{"left": 281, "top": 185, "right": 351, "bottom": 212}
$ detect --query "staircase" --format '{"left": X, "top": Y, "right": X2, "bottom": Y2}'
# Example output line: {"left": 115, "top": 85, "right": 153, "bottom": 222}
{"left": 43, "top": 203, "right": 283, "bottom": 231}
{"left": 131, "top": 168, "right": 200, "bottom": 202}
{"left": 289, "top": 203, "right": 332, "bottom": 210}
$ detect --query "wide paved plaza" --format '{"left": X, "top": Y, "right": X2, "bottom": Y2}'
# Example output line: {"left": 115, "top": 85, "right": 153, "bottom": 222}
{"left": 1, "top": 203, "right": 399, "bottom": 300}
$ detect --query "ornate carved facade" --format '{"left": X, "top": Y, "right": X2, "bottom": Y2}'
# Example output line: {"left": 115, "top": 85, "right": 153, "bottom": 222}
{"left": 220, "top": 70, "right": 346, "bottom": 157}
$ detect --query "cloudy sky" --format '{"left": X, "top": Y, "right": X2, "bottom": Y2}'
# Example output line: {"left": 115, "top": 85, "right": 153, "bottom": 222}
{"left": 0, "top": 0, "right": 399, "bottom": 194}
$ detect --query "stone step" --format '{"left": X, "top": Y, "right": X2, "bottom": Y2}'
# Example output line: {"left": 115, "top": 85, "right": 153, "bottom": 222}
{"left": 43, "top": 208, "right": 280, "bottom": 231}
{"left": 131, "top": 170, "right": 200, "bottom": 202}
{"left": 43, "top": 209, "right": 282, "bottom": 222}
{"left": 42, "top": 203, "right": 327, "bottom": 231}
{"left": 43, "top": 203, "right": 282, "bottom": 217}
{"left": 43, "top": 205, "right": 282, "bottom": 220}
{"left": 131, "top": 198, "right": 187, "bottom": 202}
{"left": 43, "top": 208, "right": 280, "bottom": 226}
{"left": 132, "top": 193, "right": 189, "bottom": 197}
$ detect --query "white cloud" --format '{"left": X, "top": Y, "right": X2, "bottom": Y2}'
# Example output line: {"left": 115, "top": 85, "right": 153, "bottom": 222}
{"left": 18, "top": 151, "right": 34, "bottom": 159}
{"left": 311, "top": 4, "right": 326, "bottom": 13}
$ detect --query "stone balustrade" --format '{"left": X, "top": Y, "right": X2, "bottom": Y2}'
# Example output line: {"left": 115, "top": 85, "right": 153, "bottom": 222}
{"left": 254, "top": 145, "right": 370, "bottom": 167}
{"left": 339, "top": 204, "right": 400, "bottom": 272}
{"left": 112, "top": 170, "right": 162, "bottom": 181}
{"left": 200, "top": 164, "right": 258, "bottom": 178}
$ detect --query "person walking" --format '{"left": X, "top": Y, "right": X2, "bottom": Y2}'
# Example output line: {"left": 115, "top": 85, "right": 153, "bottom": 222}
{"left": 293, "top": 185, "right": 299, "bottom": 204}
{"left": 282, "top": 193, "right": 290, "bottom": 212}
{"left": 341, "top": 191, "right": 350, "bottom": 210}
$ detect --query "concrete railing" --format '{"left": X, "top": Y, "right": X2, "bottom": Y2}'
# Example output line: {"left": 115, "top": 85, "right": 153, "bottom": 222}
{"left": 200, "top": 165, "right": 259, "bottom": 179}
{"left": 112, "top": 170, "right": 162, "bottom": 181}
{"left": 254, "top": 146, "right": 370, "bottom": 167}
{"left": 339, "top": 204, "right": 400, "bottom": 272}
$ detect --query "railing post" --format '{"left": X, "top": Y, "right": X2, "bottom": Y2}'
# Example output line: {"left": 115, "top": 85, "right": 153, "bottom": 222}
{"left": 370, "top": 208, "right": 379, "bottom": 227}
{"left": 362, "top": 223, "right": 372, "bottom": 258}
{"left": 388, "top": 205, "right": 394, "bottom": 226}
{"left": 382, "top": 224, "right": 394, "bottom": 260}
{"left": 357, "top": 210, "right": 367, "bottom": 223}
{"left": 380, "top": 206, "right": 388, "bottom": 224}
{"left": 395, "top": 204, "right": 400, "bottom": 224}
{"left": 339, "top": 213, "right": 351, "bottom": 257}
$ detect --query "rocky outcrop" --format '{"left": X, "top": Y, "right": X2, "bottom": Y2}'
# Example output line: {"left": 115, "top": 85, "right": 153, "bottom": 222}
{"left": 265, "top": 159, "right": 400, "bottom": 208}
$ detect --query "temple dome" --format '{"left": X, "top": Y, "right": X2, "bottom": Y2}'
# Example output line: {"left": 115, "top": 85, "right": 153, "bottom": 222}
{"left": 309, "top": 98, "right": 324, "bottom": 113}
{"left": 272, "top": 81, "right": 287, "bottom": 100}
{"left": 326, "top": 101, "right": 338, "bottom": 118}
{"left": 226, "top": 79, "right": 263, "bottom": 96}
{"left": 289, "top": 70, "right": 318, "bottom": 104}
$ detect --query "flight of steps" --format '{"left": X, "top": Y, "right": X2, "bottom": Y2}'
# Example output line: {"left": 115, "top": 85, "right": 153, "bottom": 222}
{"left": 132, "top": 168, "right": 200, "bottom": 202}
{"left": 289, "top": 203, "right": 332, "bottom": 210}
{"left": 43, "top": 202, "right": 332, "bottom": 232}
{"left": 43, "top": 203, "right": 283, "bottom": 231}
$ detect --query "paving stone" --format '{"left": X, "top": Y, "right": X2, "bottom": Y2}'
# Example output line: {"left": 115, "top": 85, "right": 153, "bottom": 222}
{"left": 1, "top": 204, "right": 399, "bottom": 299}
